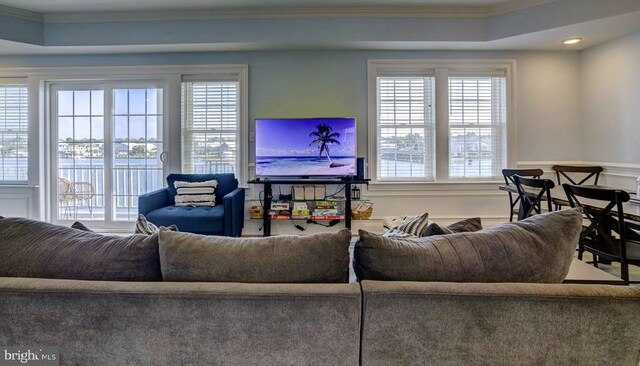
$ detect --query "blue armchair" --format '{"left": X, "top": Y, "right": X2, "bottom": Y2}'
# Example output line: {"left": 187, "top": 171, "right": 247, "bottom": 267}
{"left": 138, "top": 173, "right": 244, "bottom": 236}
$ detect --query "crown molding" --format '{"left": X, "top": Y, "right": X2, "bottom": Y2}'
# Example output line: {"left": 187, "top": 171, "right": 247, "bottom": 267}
{"left": 0, "top": 0, "right": 561, "bottom": 24}
{"left": 42, "top": 5, "right": 494, "bottom": 23}
{"left": 0, "top": 1, "right": 560, "bottom": 24}
{"left": 488, "top": 0, "right": 557, "bottom": 16}
{"left": 0, "top": 4, "right": 43, "bottom": 22}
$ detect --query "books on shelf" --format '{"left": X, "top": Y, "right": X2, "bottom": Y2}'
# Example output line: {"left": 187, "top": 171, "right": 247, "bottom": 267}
{"left": 269, "top": 209, "right": 291, "bottom": 219}
{"left": 291, "top": 215, "right": 310, "bottom": 220}
{"left": 271, "top": 215, "right": 292, "bottom": 220}
{"left": 270, "top": 201, "right": 290, "bottom": 210}
{"left": 312, "top": 207, "right": 338, "bottom": 213}
{"left": 311, "top": 215, "right": 343, "bottom": 220}
{"left": 315, "top": 200, "right": 339, "bottom": 208}
{"left": 265, "top": 214, "right": 344, "bottom": 220}
{"left": 311, "top": 200, "right": 341, "bottom": 217}
{"left": 291, "top": 202, "right": 310, "bottom": 216}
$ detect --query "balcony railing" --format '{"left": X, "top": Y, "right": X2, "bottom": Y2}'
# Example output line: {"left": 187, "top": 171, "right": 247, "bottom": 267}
{"left": 57, "top": 164, "right": 162, "bottom": 220}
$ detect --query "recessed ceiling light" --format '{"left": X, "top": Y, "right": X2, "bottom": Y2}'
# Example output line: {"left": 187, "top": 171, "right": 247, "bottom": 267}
{"left": 563, "top": 37, "right": 582, "bottom": 45}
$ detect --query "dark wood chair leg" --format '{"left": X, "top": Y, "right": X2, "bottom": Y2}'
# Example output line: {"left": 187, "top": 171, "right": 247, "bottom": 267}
{"left": 621, "top": 261, "right": 629, "bottom": 284}
{"left": 577, "top": 244, "right": 584, "bottom": 260}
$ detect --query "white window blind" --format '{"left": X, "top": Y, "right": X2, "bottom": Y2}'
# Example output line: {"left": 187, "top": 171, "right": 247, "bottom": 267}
{"left": 448, "top": 76, "right": 506, "bottom": 178}
{"left": 0, "top": 83, "right": 28, "bottom": 182}
{"left": 376, "top": 76, "right": 435, "bottom": 181}
{"left": 182, "top": 81, "right": 239, "bottom": 175}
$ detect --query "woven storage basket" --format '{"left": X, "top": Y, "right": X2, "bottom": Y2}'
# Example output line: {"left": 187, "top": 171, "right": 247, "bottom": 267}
{"left": 351, "top": 206, "right": 373, "bottom": 220}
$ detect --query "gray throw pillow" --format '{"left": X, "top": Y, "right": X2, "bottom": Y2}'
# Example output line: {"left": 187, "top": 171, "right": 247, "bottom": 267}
{"left": 71, "top": 221, "right": 94, "bottom": 232}
{"left": 135, "top": 214, "right": 178, "bottom": 235}
{"left": 384, "top": 212, "right": 430, "bottom": 237}
{"left": 159, "top": 229, "right": 352, "bottom": 283}
{"left": 423, "top": 217, "right": 482, "bottom": 236}
{"left": 0, "top": 217, "right": 162, "bottom": 281}
{"left": 354, "top": 209, "right": 582, "bottom": 283}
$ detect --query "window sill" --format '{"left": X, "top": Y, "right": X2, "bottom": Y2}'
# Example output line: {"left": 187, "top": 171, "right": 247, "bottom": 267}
{"left": 371, "top": 179, "right": 502, "bottom": 185}
{"left": 366, "top": 180, "right": 504, "bottom": 194}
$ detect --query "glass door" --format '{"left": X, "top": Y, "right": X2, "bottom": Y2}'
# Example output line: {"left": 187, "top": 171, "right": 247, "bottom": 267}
{"left": 51, "top": 82, "right": 166, "bottom": 226}
{"left": 111, "top": 87, "right": 164, "bottom": 221}
{"left": 54, "top": 86, "right": 106, "bottom": 221}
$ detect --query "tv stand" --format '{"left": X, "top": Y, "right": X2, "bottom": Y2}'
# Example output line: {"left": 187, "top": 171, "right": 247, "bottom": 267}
{"left": 248, "top": 178, "right": 370, "bottom": 236}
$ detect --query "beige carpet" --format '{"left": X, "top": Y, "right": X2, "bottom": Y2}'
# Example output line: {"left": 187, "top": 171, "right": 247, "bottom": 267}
{"left": 578, "top": 252, "right": 640, "bottom": 286}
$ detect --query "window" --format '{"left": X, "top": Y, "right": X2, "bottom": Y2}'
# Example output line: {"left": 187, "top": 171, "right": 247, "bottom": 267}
{"left": 448, "top": 76, "right": 506, "bottom": 178}
{"left": 377, "top": 77, "right": 435, "bottom": 181}
{"left": 182, "top": 80, "right": 239, "bottom": 177}
{"left": 19, "top": 64, "right": 247, "bottom": 229}
{"left": 0, "top": 82, "right": 28, "bottom": 182}
{"left": 368, "top": 61, "right": 512, "bottom": 183}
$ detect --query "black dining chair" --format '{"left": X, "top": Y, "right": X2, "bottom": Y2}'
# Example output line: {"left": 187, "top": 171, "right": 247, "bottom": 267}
{"left": 563, "top": 184, "right": 640, "bottom": 284}
{"left": 512, "top": 175, "right": 555, "bottom": 220}
{"left": 502, "top": 169, "right": 544, "bottom": 222}
{"left": 552, "top": 165, "right": 604, "bottom": 211}
{"left": 552, "top": 165, "right": 603, "bottom": 186}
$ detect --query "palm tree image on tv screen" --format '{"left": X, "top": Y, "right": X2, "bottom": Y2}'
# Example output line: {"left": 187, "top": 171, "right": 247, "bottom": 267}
{"left": 255, "top": 118, "right": 356, "bottom": 177}
{"left": 309, "top": 123, "right": 345, "bottom": 168}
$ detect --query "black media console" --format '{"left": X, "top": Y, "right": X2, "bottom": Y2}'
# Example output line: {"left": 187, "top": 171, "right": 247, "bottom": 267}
{"left": 247, "top": 178, "right": 370, "bottom": 236}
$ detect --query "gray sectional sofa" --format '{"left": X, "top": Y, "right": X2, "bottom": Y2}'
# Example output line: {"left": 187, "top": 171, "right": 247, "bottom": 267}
{"left": 1, "top": 213, "right": 640, "bottom": 365}
{"left": 0, "top": 278, "right": 362, "bottom": 365}
{"left": 2, "top": 278, "right": 639, "bottom": 365}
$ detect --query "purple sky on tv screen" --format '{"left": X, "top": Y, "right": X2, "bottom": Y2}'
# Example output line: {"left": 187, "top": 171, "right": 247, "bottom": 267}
{"left": 255, "top": 118, "right": 356, "bottom": 157}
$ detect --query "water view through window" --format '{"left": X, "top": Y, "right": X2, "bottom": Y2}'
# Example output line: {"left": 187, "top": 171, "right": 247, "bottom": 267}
{"left": 56, "top": 87, "right": 164, "bottom": 222}
{"left": 0, "top": 84, "right": 28, "bottom": 182}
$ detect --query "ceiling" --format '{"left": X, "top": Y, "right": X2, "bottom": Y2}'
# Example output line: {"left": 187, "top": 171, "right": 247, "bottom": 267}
{"left": 0, "top": 0, "right": 525, "bottom": 13}
{"left": 0, "top": 0, "right": 638, "bottom": 55}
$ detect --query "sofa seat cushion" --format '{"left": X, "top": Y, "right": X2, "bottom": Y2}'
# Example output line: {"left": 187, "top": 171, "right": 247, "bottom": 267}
{"left": 0, "top": 217, "right": 162, "bottom": 281}
{"left": 146, "top": 205, "right": 224, "bottom": 234}
{"left": 159, "top": 229, "right": 352, "bottom": 283}
{"left": 354, "top": 209, "right": 582, "bottom": 283}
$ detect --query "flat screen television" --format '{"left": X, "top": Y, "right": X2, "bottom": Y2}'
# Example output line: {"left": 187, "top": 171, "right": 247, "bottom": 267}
{"left": 255, "top": 117, "right": 356, "bottom": 177}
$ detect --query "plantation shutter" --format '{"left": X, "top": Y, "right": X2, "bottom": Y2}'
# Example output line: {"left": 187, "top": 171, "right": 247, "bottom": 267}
{"left": 448, "top": 74, "right": 506, "bottom": 178}
{"left": 376, "top": 76, "right": 435, "bottom": 181}
{"left": 182, "top": 81, "right": 239, "bottom": 175}
{"left": 0, "top": 82, "right": 28, "bottom": 182}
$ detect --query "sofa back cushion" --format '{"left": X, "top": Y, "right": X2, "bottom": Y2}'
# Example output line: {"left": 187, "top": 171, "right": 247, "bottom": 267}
{"left": 166, "top": 173, "right": 237, "bottom": 205}
{"left": 0, "top": 217, "right": 162, "bottom": 281}
{"left": 354, "top": 209, "right": 582, "bottom": 283}
{"left": 159, "top": 229, "right": 352, "bottom": 283}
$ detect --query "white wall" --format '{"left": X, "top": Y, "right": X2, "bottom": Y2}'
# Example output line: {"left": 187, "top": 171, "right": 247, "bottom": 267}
{"left": 0, "top": 49, "right": 583, "bottom": 233}
{"left": 581, "top": 29, "right": 640, "bottom": 163}
{"left": 515, "top": 52, "right": 583, "bottom": 161}
{"left": 579, "top": 29, "right": 640, "bottom": 191}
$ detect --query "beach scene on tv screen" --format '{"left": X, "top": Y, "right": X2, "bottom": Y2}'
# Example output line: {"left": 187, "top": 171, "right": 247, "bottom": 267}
{"left": 256, "top": 118, "right": 356, "bottom": 176}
